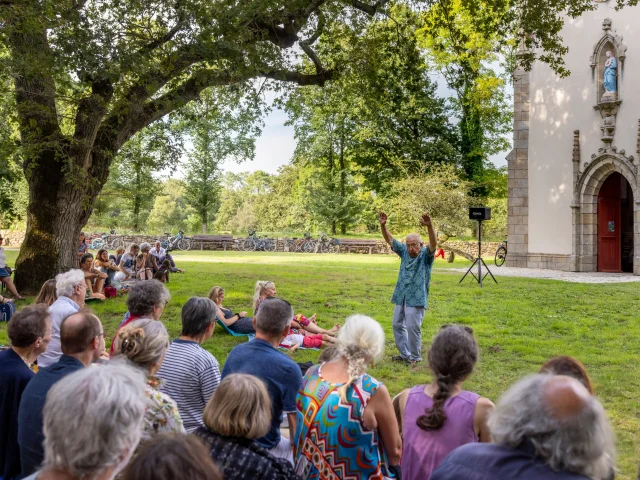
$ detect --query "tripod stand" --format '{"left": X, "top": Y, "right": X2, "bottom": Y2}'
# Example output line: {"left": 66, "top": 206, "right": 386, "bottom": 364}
{"left": 459, "top": 220, "right": 497, "bottom": 287}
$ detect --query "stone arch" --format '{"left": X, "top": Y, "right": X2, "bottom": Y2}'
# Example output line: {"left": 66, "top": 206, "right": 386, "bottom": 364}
{"left": 572, "top": 153, "right": 639, "bottom": 274}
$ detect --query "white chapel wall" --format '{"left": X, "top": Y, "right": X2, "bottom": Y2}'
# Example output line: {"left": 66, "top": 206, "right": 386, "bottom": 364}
{"left": 528, "top": 2, "right": 640, "bottom": 255}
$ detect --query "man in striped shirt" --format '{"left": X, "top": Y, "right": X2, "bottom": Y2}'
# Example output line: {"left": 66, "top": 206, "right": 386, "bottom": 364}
{"left": 157, "top": 297, "right": 220, "bottom": 432}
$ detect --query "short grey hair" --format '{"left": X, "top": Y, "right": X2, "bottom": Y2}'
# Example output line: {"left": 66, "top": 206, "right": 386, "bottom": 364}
{"left": 42, "top": 363, "right": 146, "bottom": 478}
{"left": 489, "top": 374, "right": 615, "bottom": 480}
{"left": 181, "top": 297, "right": 217, "bottom": 337}
{"left": 126, "top": 280, "right": 170, "bottom": 317}
{"left": 255, "top": 298, "right": 293, "bottom": 336}
{"left": 55, "top": 269, "right": 86, "bottom": 298}
{"left": 139, "top": 242, "right": 151, "bottom": 251}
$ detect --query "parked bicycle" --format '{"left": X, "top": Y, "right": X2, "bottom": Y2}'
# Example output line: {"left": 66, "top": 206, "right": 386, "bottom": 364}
{"left": 161, "top": 230, "right": 192, "bottom": 252}
{"left": 284, "top": 232, "right": 315, "bottom": 253}
{"left": 494, "top": 240, "right": 508, "bottom": 266}
{"left": 239, "top": 231, "right": 278, "bottom": 252}
{"left": 89, "top": 230, "right": 123, "bottom": 250}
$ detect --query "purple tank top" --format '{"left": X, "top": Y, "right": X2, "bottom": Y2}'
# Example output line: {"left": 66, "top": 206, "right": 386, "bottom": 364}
{"left": 402, "top": 385, "right": 480, "bottom": 480}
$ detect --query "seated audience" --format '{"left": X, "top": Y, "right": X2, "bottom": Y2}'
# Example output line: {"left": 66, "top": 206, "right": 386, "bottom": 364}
{"left": 222, "top": 298, "right": 302, "bottom": 463}
{"left": 397, "top": 325, "right": 494, "bottom": 480}
{"left": 77, "top": 232, "right": 88, "bottom": 266}
{"left": 119, "top": 244, "right": 140, "bottom": 279}
{"left": 116, "top": 319, "right": 185, "bottom": 445}
{"left": 94, "top": 248, "right": 121, "bottom": 286}
{"left": 253, "top": 280, "right": 338, "bottom": 336}
{"left": 157, "top": 297, "right": 220, "bottom": 432}
{"left": 431, "top": 374, "right": 615, "bottom": 480}
{"left": 35, "top": 279, "right": 57, "bottom": 306}
{"left": 294, "top": 314, "right": 401, "bottom": 477}
{"left": 281, "top": 331, "right": 336, "bottom": 351}
{"left": 38, "top": 269, "right": 87, "bottom": 367}
{"left": 21, "top": 363, "right": 147, "bottom": 480}
{"left": 208, "top": 286, "right": 255, "bottom": 334}
{"left": 18, "top": 311, "right": 105, "bottom": 477}
{"left": 122, "top": 434, "right": 222, "bottom": 480}
{"left": 79, "top": 253, "right": 107, "bottom": 300}
{"left": 540, "top": 356, "right": 594, "bottom": 394}
{"left": 195, "top": 374, "right": 301, "bottom": 480}
{"left": 110, "top": 280, "right": 169, "bottom": 355}
{"left": 136, "top": 242, "right": 156, "bottom": 280}
{"left": 150, "top": 240, "right": 184, "bottom": 273}
{"left": 111, "top": 246, "right": 125, "bottom": 266}
{"left": 153, "top": 270, "right": 168, "bottom": 283}
{"left": 0, "top": 233, "right": 24, "bottom": 299}
{"left": 0, "top": 304, "right": 51, "bottom": 480}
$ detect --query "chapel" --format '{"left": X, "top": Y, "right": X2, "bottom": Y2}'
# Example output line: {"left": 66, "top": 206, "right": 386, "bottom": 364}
{"left": 507, "top": 1, "right": 640, "bottom": 274}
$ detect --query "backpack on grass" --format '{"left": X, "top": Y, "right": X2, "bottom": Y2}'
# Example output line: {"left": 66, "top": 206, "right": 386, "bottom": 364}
{"left": 0, "top": 301, "right": 16, "bottom": 322}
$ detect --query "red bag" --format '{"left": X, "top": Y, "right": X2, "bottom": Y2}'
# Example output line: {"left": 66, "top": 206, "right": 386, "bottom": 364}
{"left": 104, "top": 286, "right": 117, "bottom": 298}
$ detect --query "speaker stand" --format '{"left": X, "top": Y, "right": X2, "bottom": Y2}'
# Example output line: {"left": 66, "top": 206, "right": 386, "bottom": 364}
{"left": 459, "top": 220, "right": 498, "bottom": 287}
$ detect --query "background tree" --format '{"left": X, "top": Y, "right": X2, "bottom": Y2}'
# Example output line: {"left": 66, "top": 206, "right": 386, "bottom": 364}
{"left": 147, "top": 179, "right": 194, "bottom": 235}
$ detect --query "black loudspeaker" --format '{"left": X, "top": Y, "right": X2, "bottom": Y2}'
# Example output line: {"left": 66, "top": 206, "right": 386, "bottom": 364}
{"left": 469, "top": 207, "right": 491, "bottom": 221}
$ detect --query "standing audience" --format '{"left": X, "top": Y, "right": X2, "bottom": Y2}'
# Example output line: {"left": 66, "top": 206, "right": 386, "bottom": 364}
{"left": 209, "top": 286, "right": 255, "bottom": 334}
{"left": 38, "top": 269, "right": 86, "bottom": 368}
{"left": 157, "top": 297, "right": 220, "bottom": 433}
{"left": 294, "top": 314, "right": 401, "bottom": 477}
{"left": 0, "top": 233, "right": 24, "bottom": 299}
{"left": 21, "top": 364, "right": 147, "bottom": 480}
{"left": 79, "top": 253, "right": 107, "bottom": 300}
{"left": 116, "top": 319, "right": 185, "bottom": 446}
{"left": 397, "top": 325, "right": 494, "bottom": 480}
{"left": 18, "top": 311, "right": 105, "bottom": 477}
{"left": 0, "top": 304, "right": 51, "bottom": 480}
{"left": 222, "top": 298, "right": 302, "bottom": 463}
{"left": 110, "top": 280, "right": 169, "bottom": 355}
{"left": 122, "top": 434, "right": 222, "bottom": 480}
{"left": 195, "top": 374, "right": 301, "bottom": 480}
{"left": 431, "top": 374, "right": 616, "bottom": 480}
{"left": 35, "top": 279, "right": 57, "bottom": 306}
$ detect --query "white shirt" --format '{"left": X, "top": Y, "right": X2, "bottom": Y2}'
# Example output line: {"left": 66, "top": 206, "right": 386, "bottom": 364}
{"left": 0, "top": 247, "right": 6, "bottom": 269}
{"left": 150, "top": 247, "right": 166, "bottom": 259}
{"left": 38, "top": 296, "right": 80, "bottom": 368}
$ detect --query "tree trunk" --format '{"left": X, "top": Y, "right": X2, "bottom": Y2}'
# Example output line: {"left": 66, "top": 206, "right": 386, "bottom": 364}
{"left": 202, "top": 221, "right": 207, "bottom": 234}
{"left": 133, "top": 166, "right": 141, "bottom": 231}
{"left": 339, "top": 130, "right": 347, "bottom": 235}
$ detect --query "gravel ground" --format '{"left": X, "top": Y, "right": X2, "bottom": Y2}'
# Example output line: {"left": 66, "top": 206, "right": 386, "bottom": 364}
{"left": 447, "top": 266, "right": 640, "bottom": 284}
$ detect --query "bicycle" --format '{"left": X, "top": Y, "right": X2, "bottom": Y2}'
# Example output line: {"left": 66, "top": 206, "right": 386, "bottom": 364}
{"left": 161, "top": 231, "right": 192, "bottom": 252}
{"left": 239, "top": 232, "right": 277, "bottom": 252}
{"left": 494, "top": 240, "right": 508, "bottom": 267}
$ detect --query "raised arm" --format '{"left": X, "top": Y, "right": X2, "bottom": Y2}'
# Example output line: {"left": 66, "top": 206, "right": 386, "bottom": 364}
{"left": 379, "top": 211, "right": 394, "bottom": 247}
{"left": 420, "top": 213, "right": 437, "bottom": 253}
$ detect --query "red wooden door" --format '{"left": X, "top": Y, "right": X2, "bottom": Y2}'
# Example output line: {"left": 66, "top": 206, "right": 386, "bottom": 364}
{"left": 598, "top": 173, "right": 621, "bottom": 272}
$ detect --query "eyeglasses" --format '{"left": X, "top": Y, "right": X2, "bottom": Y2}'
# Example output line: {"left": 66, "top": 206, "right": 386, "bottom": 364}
{"left": 406, "top": 243, "right": 422, "bottom": 248}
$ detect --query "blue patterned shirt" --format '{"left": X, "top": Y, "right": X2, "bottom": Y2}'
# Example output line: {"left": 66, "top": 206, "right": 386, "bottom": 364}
{"left": 391, "top": 238, "right": 434, "bottom": 307}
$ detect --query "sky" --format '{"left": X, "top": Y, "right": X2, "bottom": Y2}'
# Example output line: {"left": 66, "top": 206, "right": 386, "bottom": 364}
{"left": 221, "top": 74, "right": 512, "bottom": 175}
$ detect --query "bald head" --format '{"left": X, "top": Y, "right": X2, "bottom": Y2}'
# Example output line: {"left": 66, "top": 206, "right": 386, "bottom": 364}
{"left": 543, "top": 375, "right": 591, "bottom": 420}
{"left": 60, "top": 310, "right": 103, "bottom": 356}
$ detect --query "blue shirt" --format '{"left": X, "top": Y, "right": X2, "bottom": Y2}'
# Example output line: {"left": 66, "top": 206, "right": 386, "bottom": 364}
{"left": 18, "top": 355, "right": 85, "bottom": 478}
{"left": 0, "top": 349, "right": 34, "bottom": 480}
{"left": 391, "top": 238, "right": 435, "bottom": 307}
{"left": 431, "top": 441, "right": 591, "bottom": 480}
{"left": 221, "top": 338, "right": 302, "bottom": 449}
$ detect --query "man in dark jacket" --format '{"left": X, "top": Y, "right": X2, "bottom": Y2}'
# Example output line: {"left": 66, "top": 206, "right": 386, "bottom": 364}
{"left": 18, "top": 310, "right": 105, "bottom": 477}
{"left": 432, "top": 374, "right": 615, "bottom": 480}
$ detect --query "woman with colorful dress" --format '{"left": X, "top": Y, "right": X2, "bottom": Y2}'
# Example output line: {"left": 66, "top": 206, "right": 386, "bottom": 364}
{"left": 294, "top": 314, "right": 401, "bottom": 479}
{"left": 115, "top": 318, "right": 185, "bottom": 448}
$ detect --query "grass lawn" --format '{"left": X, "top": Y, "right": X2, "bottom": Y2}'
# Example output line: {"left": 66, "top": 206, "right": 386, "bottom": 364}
{"left": 1, "top": 249, "right": 639, "bottom": 478}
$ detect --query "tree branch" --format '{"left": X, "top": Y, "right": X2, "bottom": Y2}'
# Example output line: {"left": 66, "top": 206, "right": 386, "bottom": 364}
{"left": 260, "top": 68, "right": 334, "bottom": 86}
{"left": 349, "top": 0, "right": 391, "bottom": 16}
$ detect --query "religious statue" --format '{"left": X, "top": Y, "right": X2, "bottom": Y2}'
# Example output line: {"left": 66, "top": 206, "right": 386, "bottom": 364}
{"left": 602, "top": 50, "right": 617, "bottom": 101}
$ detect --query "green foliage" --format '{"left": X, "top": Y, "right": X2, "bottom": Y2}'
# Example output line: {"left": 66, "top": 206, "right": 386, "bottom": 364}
{"left": 147, "top": 179, "right": 195, "bottom": 234}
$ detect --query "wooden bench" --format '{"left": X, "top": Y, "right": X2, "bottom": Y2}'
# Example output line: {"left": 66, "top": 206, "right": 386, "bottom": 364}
{"left": 338, "top": 239, "right": 380, "bottom": 254}
{"left": 191, "top": 235, "right": 235, "bottom": 251}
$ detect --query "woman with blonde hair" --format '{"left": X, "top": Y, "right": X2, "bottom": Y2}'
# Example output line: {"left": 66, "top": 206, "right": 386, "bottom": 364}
{"left": 194, "top": 374, "right": 301, "bottom": 480}
{"left": 116, "top": 319, "right": 185, "bottom": 447}
{"left": 294, "top": 315, "right": 401, "bottom": 479}
{"left": 208, "top": 286, "right": 255, "bottom": 334}
{"left": 35, "top": 279, "right": 57, "bottom": 306}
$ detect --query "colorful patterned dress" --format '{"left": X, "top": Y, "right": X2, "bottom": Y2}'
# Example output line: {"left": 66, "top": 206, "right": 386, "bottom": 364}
{"left": 294, "top": 364, "right": 394, "bottom": 480}
{"left": 141, "top": 375, "right": 185, "bottom": 441}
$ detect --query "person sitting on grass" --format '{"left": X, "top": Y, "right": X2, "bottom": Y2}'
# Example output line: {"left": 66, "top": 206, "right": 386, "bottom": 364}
{"left": 119, "top": 244, "right": 140, "bottom": 280}
{"left": 280, "top": 331, "right": 337, "bottom": 352}
{"left": 208, "top": 286, "right": 255, "bottom": 335}
{"left": 253, "top": 280, "right": 339, "bottom": 336}
{"left": 157, "top": 297, "right": 221, "bottom": 433}
{"left": 94, "top": 248, "right": 121, "bottom": 286}
{"left": 150, "top": 240, "right": 184, "bottom": 273}
{"left": 136, "top": 243, "right": 156, "bottom": 280}
{"left": 0, "top": 233, "right": 24, "bottom": 299}
{"left": 396, "top": 324, "right": 494, "bottom": 480}
{"left": 79, "top": 253, "right": 107, "bottom": 300}
{"left": 153, "top": 270, "right": 168, "bottom": 283}
{"left": 35, "top": 279, "right": 57, "bottom": 306}
{"left": 539, "top": 356, "right": 594, "bottom": 394}
{"left": 111, "top": 246, "right": 125, "bottom": 266}
{"left": 194, "top": 374, "right": 301, "bottom": 480}
{"left": 77, "top": 232, "right": 88, "bottom": 266}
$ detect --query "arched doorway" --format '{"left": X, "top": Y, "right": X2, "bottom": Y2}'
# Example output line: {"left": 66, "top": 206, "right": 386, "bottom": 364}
{"left": 597, "top": 172, "right": 634, "bottom": 272}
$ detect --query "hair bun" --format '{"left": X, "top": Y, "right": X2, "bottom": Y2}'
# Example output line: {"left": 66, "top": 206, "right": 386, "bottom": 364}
{"left": 119, "top": 327, "right": 145, "bottom": 357}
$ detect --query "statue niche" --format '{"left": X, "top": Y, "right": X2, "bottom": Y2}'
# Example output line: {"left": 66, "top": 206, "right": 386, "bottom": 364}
{"left": 600, "top": 47, "right": 618, "bottom": 102}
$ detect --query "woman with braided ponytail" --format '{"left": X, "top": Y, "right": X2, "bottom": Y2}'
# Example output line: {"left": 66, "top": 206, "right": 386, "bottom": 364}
{"left": 397, "top": 325, "right": 494, "bottom": 480}
{"left": 294, "top": 315, "right": 401, "bottom": 479}
{"left": 116, "top": 319, "right": 185, "bottom": 451}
